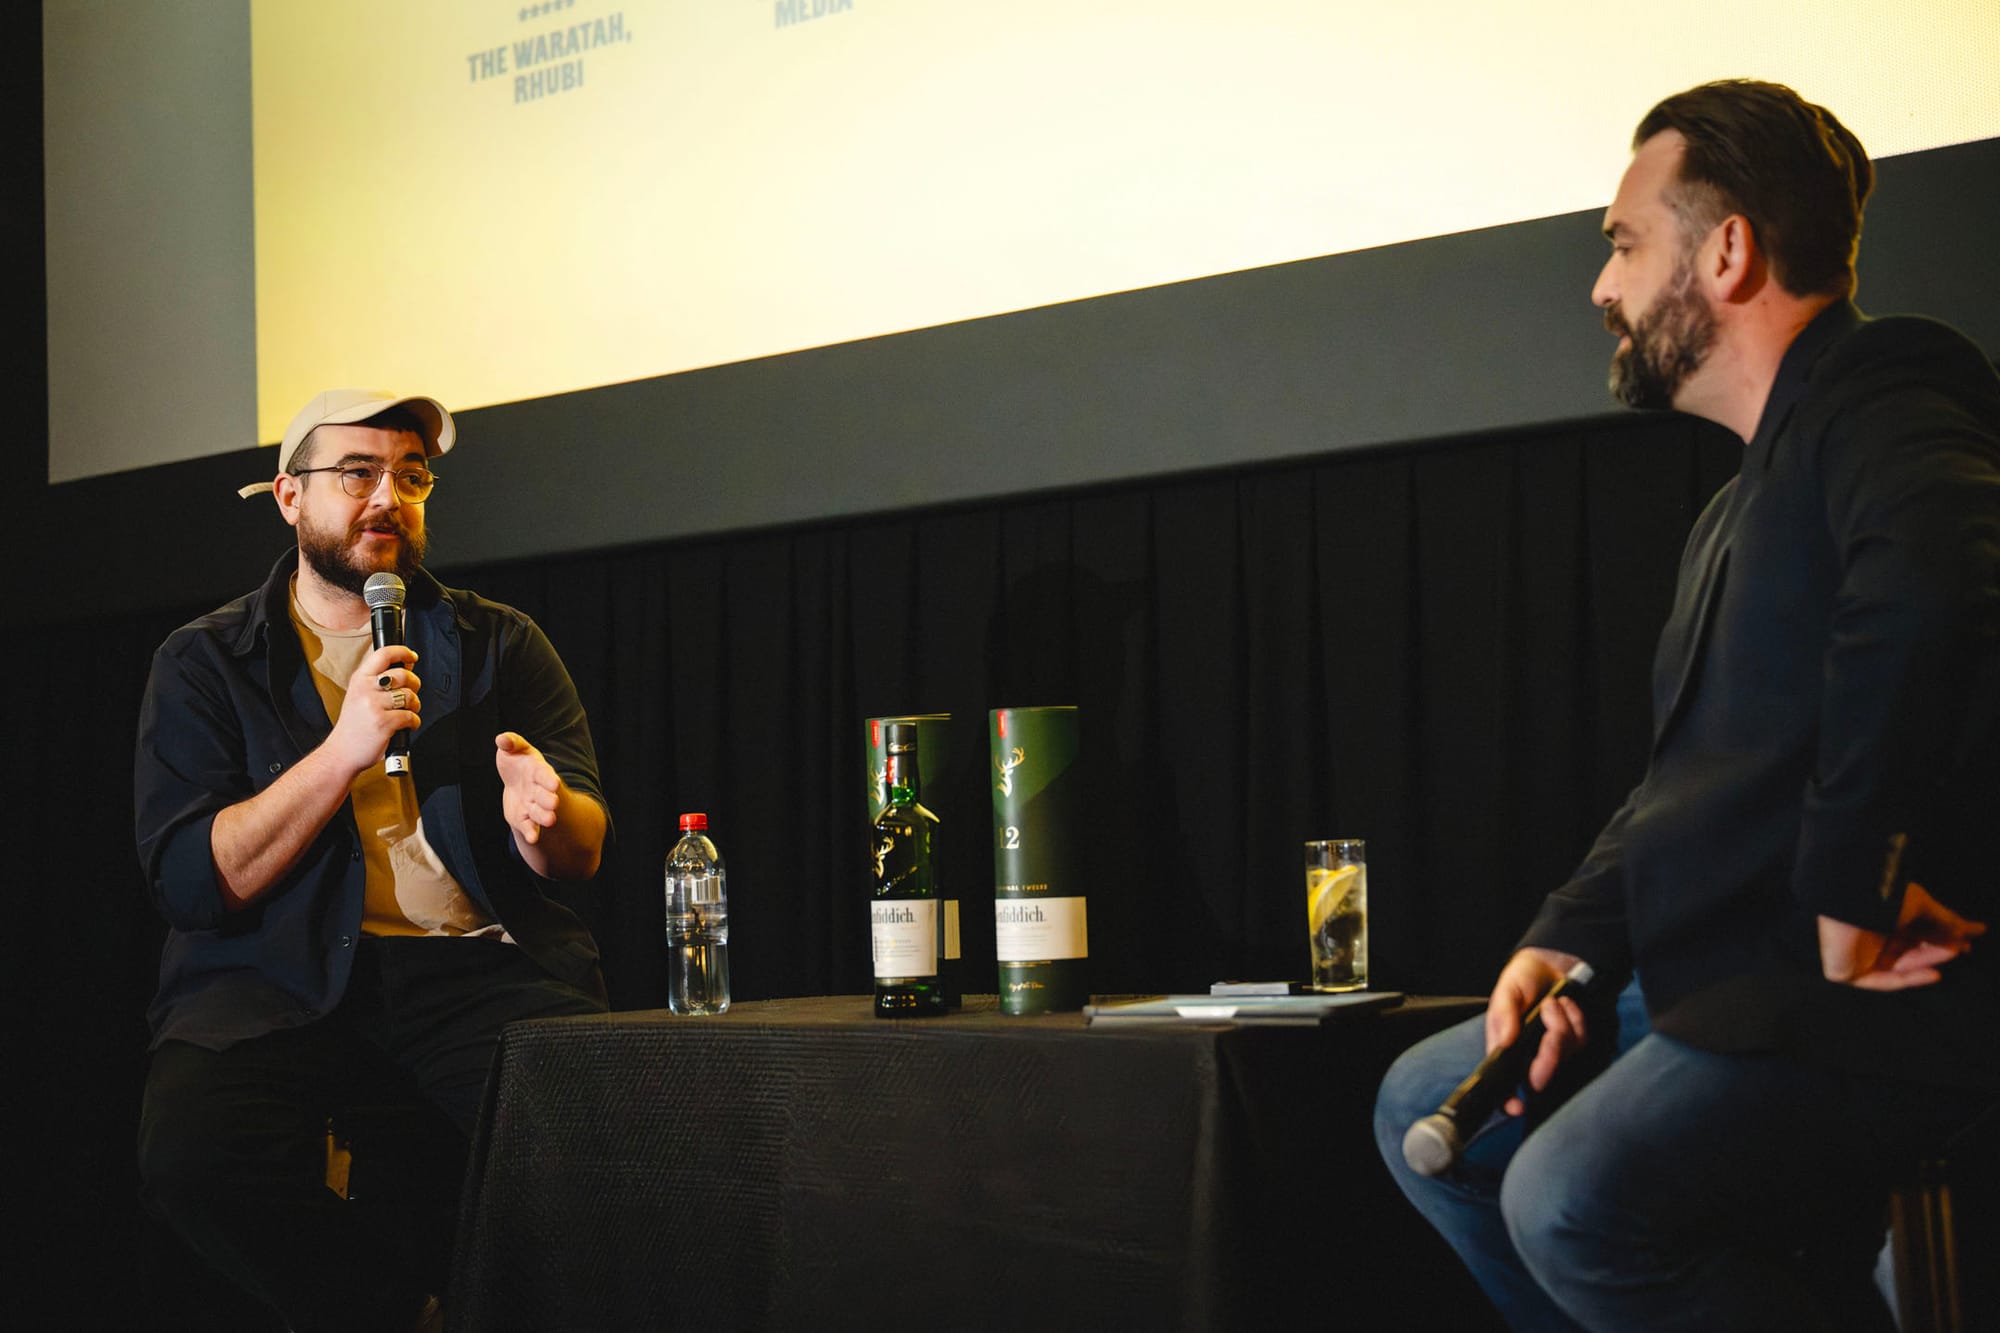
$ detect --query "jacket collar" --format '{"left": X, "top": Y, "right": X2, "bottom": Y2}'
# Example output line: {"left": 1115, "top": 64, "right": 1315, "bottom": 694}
{"left": 226, "top": 549, "right": 462, "bottom": 657}
{"left": 1745, "top": 299, "right": 1863, "bottom": 465}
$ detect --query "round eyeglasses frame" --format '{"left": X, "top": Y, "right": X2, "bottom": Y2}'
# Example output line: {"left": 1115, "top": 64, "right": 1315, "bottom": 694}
{"left": 291, "top": 463, "right": 438, "bottom": 504}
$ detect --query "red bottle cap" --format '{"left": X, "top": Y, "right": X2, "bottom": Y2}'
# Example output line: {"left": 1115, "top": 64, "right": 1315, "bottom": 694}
{"left": 679, "top": 812, "right": 707, "bottom": 831}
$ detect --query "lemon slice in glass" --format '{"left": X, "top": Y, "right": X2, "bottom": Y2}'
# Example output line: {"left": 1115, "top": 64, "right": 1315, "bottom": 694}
{"left": 1308, "top": 863, "right": 1359, "bottom": 934}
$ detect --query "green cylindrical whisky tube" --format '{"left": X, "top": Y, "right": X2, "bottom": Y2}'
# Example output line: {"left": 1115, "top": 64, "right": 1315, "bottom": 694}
{"left": 990, "top": 705, "right": 1088, "bottom": 1014}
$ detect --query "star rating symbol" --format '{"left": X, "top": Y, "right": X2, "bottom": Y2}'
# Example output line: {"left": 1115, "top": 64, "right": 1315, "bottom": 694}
{"left": 517, "top": 0, "right": 575, "bottom": 21}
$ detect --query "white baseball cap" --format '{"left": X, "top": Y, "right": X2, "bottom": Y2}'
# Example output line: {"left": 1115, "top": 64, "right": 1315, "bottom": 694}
{"left": 238, "top": 388, "right": 456, "bottom": 499}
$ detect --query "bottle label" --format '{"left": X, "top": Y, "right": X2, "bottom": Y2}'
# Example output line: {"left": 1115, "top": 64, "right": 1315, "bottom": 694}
{"left": 872, "top": 900, "right": 939, "bottom": 978}
{"left": 679, "top": 870, "right": 724, "bottom": 905}
{"left": 993, "top": 894, "right": 1088, "bottom": 961}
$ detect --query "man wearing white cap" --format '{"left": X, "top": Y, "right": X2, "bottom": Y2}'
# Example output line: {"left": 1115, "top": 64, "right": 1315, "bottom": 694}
{"left": 134, "top": 390, "right": 612, "bottom": 1332}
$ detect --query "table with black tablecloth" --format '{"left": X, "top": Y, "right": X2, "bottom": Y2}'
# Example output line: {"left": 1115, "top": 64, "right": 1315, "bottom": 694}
{"left": 449, "top": 993, "right": 1491, "bottom": 1332}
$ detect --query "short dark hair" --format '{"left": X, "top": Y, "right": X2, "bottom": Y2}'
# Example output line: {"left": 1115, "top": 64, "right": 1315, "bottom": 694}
{"left": 288, "top": 405, "right": 431, "bottom": 474}
{"left": 1635, "top": 79, "right": 1872, "bottom": 299}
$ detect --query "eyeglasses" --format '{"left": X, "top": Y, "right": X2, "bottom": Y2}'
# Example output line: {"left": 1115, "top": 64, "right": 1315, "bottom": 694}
{"left": 292, "top": 463, "right": 438, "bottom": 503}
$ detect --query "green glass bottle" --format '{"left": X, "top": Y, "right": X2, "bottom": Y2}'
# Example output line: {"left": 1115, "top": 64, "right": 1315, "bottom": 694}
{"left": 871, "top": 723, "right": 948, "bottom": 1017}
{"left": 864, "top": 714, "right": 961, "bottom": 1007}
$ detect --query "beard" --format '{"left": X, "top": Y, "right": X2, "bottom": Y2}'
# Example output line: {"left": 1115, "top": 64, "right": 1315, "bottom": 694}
{"left": 1605, "top": 254, "right": 1717, "bottom": 411}
{"left": 297, "top": 508, "right": 429, "bottom": 596}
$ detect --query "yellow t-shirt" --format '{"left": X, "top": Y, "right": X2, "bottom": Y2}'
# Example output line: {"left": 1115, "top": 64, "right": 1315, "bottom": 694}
{"left": 290, "top": 583, "right": 509, "bottom": 941}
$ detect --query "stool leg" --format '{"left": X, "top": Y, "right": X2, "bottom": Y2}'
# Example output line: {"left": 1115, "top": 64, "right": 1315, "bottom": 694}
{"left": 324, "top": 1121, "right": 353, "bottom": 1200}
{"left": 1890, "top": 1162, "right": 1960, "bottom": 1333}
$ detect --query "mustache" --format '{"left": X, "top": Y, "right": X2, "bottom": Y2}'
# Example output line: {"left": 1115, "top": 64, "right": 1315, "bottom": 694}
{"left": 1603, "top": 304, "right": 1632, "bottom": 339}
{"left": 348, "top": 514, "right": 411, "bottom": 541}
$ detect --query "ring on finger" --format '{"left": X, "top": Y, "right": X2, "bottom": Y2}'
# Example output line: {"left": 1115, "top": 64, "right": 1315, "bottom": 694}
{"left": 389, "top": 688, "right": 410, "bottom": 711}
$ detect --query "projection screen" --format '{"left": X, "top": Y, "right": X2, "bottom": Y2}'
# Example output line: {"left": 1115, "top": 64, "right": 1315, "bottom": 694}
{"left": 44, "top": 0, "right": 2000, "bottom": 484}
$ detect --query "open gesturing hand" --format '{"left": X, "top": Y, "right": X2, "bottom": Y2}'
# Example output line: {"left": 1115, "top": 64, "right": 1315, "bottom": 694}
{"left": 495, "top": 731, "right": 562, "bottom": 846}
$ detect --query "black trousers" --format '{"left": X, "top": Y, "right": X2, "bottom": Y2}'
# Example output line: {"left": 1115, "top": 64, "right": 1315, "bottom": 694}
{"left": 138, "top": 936, "right": 605, "bottom": 1333}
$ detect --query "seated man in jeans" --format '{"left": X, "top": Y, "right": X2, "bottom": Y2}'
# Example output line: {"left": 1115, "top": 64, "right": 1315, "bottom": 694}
{"left": 1375, "top": 81, "right": 2000, "bottom": 1331}
{"left": 136, "top": 389, "right": 613, "bottom": 1332}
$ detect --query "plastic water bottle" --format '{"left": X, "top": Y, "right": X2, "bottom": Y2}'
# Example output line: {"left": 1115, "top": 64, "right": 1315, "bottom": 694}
{"left": 665, "top": 812, "right": 730, "bottom": 1014}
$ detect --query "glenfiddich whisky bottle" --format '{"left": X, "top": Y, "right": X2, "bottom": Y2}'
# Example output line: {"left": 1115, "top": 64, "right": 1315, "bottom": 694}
{"left": 865, "top": 714, "right": 962, "bottom": 1007}
{"left": 871, "top": 723, "right": 947, "bottom": 1017}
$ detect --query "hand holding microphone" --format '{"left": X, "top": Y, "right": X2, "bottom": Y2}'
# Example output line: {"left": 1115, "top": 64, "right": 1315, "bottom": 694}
{"left": 364, "top": 572, "right": 416, "bottom": 778}
{"left": 1402, "top": 959, "right": 1595, "bottom": 1177}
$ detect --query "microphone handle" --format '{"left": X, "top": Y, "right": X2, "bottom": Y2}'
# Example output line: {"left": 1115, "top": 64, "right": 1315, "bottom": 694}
{"left": 371, "top": 604, "right": 412, "bottom": 778}
{"left": 1435, "top": 1019, "right": 1538, "bottom": 1127}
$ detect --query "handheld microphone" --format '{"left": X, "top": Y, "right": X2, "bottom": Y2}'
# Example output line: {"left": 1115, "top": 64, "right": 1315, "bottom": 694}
{"left": 362, "top": 572, "right": 412, "bottom": 778}
{"left": 1401, "top": 961, "right": 1595, "bottom": 1177}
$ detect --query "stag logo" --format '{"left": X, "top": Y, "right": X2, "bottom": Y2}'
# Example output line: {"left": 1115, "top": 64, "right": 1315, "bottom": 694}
{"left": 995, "top": 746, "right": 1025, "bottom": 796}
{"left": 871, "top": 762, "right": 888, "bottom": 811}
{"left": 870, "top": 832, "right": 895, "bottom": 878}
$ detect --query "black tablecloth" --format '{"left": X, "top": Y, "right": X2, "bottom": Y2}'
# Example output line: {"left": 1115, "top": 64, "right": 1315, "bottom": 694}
{"left": 450, "top": 994, "right": 1491, "bottom": 1332}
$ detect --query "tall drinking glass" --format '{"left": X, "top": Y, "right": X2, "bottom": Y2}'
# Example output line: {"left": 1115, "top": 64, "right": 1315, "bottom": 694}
{"left": 1305, "top": 839, "right": 1367, "bottom": 991}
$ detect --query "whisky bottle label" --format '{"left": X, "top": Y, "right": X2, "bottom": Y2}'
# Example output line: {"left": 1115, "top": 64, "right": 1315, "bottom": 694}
{"left": 871, "top": 901, "right": 939, "bottom": 979}
{"left": 993, "top": 895, "right": 1088, "bottom": 962}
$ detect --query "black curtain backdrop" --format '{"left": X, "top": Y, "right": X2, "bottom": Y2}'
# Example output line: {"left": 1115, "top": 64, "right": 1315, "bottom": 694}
{"left": 12, "top": 407, "right": 1740, "bottom": 1327}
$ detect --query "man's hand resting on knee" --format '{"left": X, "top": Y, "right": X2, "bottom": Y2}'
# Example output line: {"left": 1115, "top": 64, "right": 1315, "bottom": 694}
{"left": 1819, "top": 882, "right": 1984, "bottom": 992}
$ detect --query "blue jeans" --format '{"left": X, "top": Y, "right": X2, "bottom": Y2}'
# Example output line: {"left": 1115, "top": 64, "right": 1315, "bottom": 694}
{"left": 1374, "top": 980, "right": 1979, "bottom": 1331}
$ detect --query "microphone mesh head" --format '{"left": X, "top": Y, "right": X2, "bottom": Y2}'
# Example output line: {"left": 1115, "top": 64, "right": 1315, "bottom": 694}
{"left": 1402, "top": 1114, "right": 1462, "bottom": 1178}
{"left": 363, "top": 572, "right": 407, "bottom": 610}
